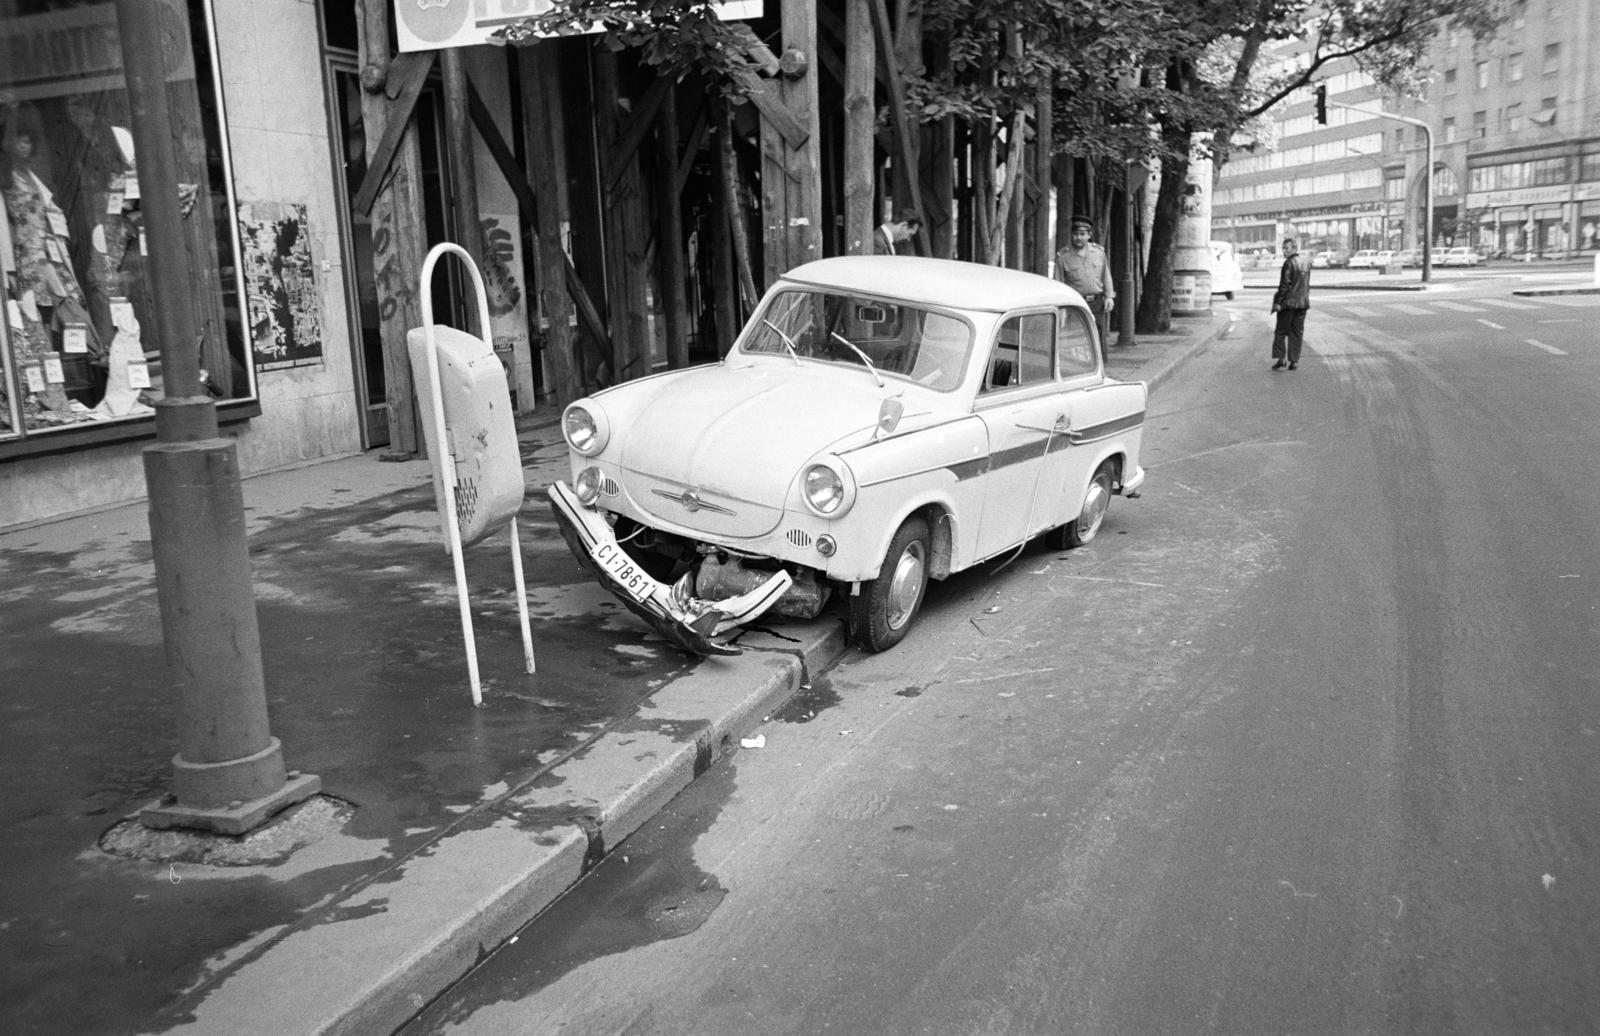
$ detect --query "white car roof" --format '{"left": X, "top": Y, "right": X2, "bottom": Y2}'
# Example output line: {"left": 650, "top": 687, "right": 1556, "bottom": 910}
{"left": 779, "top": 256, "right": 1080, "bottom": 313}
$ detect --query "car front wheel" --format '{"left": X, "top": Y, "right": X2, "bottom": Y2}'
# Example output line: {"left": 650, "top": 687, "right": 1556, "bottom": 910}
{"left": 848, "top": 516, "right": 931, "bottom": 652}
{"left": 1049, "top": 464, "right": 1114, "bottom": 549}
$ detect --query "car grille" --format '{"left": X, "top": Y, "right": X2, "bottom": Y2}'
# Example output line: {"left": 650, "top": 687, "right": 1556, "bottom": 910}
{"left": 627, "top": 471, "right": 784, "bottom": 538}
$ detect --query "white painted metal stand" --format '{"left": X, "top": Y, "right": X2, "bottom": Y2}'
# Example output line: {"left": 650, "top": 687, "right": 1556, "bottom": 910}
{"left": 415, "top": 243, "right": 535, "bottom": 706}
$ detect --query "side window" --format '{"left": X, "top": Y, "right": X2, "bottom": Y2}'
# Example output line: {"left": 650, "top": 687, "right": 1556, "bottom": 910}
{"left": 984, "top": 313, "right": 1056, "bottom": 391}
{"left": 1057, "top": 307, "right": 1098, "bottom": 377}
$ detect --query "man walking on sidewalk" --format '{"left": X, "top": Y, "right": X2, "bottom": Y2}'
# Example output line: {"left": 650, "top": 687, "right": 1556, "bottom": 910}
{"left": 1270, "top": 236, "right": 1312, "bottom": 371}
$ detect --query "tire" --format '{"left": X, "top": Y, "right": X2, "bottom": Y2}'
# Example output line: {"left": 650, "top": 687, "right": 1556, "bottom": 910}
{"left": 1048, "top": 464, "right": 1114, "bottom": 550}
{"left": 848, "top": 516, "right": 931, "bottom": 652}
{"left": 1224, "top": 290, "right": 1236, "bottom": 300}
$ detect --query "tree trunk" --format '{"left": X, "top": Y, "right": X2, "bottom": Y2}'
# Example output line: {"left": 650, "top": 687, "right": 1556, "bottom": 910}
{"left": 1136, "top": 139, "right": 1188, "bottom": 334}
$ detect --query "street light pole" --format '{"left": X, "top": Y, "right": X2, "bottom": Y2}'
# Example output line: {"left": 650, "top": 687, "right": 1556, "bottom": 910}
{"left": 116, "top": 0, "right": 318, "bottom": 835}
{"left": 1331, "top": 101, "right": 1433, "bottom": 283}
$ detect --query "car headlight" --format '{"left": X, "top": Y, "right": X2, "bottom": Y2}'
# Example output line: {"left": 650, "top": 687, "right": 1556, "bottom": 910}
{"left": 574, "top": 466, "right": 604, "bottom": 505}
{"left": 802, "top": 460, "right": 856, "bottom": 518}
{"left": 563, "top": 401, "right": 609, "bottom": 456}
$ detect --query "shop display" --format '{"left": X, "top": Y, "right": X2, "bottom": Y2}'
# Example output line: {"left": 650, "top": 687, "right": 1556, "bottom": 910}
{"left": 2, "top": 93, "right": 151, "bottom": 430}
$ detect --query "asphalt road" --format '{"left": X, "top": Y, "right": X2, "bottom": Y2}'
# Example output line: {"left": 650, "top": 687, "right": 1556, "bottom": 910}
{"left": 402, "top": 279, "right": 1600, "bottom": 1036}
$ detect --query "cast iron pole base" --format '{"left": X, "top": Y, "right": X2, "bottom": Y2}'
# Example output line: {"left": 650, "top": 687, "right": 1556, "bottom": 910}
{"left": 141, "top": 742, "right": 321, "bottom": 836}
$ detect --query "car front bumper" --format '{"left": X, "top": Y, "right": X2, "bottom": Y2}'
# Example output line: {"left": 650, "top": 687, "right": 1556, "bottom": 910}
{"left": 547, "top": 480, "right": 793, "bottom": 656}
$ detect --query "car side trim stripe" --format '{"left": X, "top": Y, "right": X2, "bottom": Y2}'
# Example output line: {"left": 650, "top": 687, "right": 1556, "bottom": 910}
{"left": 859, "top": 409, "right": 1143, "bottom": 487}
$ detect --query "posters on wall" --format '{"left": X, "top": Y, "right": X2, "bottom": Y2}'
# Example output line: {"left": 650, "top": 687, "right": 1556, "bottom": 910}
{"left": 481, "top": 212, "right": 529, "bottom": 403}
{"left": 239, "top": 201, "right": 323, "bottom": 371}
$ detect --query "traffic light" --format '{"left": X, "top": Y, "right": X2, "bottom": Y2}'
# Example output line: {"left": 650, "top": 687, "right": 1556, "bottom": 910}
{"left": 1314, "top": 84, "right": 1328, "bottom": 125}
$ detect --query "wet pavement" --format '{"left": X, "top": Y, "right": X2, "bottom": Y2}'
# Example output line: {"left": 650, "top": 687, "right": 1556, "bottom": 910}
{"left": 0, "top": 315, "right": 1220, "bottom": 1036}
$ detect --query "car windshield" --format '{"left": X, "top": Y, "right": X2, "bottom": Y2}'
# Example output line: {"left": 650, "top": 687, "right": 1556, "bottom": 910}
{"left": 742, "top": 288, "right": 973, "bottom": 391}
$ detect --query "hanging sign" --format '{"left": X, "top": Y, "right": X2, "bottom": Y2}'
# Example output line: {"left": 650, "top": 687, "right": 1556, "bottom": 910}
{"left": 396, "top": 0, "right": 763, "bottom": 52}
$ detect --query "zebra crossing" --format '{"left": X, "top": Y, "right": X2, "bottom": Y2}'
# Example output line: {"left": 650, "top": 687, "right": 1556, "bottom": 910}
{"left": 1310, "top": 293, "right": 1596, "bottom": 320}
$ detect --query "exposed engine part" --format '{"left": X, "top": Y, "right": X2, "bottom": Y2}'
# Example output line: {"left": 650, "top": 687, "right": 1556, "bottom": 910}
{"left": 695, "top": 555, "right": 830, "bottom": 620}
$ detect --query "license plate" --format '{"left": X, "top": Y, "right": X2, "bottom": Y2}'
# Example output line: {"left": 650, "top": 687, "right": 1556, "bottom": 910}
{"left": 590, "top": 541, "right": 654, "bottom": 603}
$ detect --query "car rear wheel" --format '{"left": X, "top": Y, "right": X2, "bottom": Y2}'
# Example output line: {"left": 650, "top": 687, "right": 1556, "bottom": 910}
{"left": 1048, "top": 464, "right": 1114, "bottom": 549}
{"left": 848, "top": 516, "right": 930, "bottom": 652}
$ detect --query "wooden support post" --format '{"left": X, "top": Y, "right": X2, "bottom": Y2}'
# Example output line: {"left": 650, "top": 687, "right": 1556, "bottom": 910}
{"left": 1031, "top": 87, "right": 1053, "bottom": 274}
{"left": 441, "top": 50, "right": 483, "bottom": 337}
{"left": 843, "top": 0, "right": 874, "bottom": 253}
{"left": 522, "top": 44, "right": 582, "bottom": 403}
{"left": 654, "top": 88, "right": 690, "bottom": 369}
{"left": 759, "top": 0, "right": 822, "bottom": 279}
{"left": 357, "top": 0, "right": 425, "bottom": 456}
{"left": 595, "top": 50, "right": 652, "bottom": 381}
{"left": 869, "top": 0, "right": 924, "bottom": 248}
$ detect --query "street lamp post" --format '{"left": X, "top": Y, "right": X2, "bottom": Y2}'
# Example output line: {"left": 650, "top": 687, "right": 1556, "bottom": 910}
{"left": 116, "top": 0, "right": 319, "bottom": 835}
{"left": 1331, "top": 102, "right": 1434, "bottom": 283}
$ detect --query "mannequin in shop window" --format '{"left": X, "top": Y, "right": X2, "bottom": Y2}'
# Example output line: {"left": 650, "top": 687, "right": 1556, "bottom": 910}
{"left": 2, "top": 105, "right": 83, "bottom": 418}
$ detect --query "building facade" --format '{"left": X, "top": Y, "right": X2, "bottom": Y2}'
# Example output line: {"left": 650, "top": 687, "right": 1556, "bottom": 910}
{"left": 1213, "top": 0, "right": 1599, "bottom": 261}
{"left": 0, "top": 0, "right": 681, "bottom": 529}
{"left": 2, "top": 0, "right": 369, "bottom": 527}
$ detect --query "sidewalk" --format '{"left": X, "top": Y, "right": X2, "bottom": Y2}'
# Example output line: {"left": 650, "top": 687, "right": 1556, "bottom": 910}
{"left": 0, "top": 312, "right": 1223, "bottom": 1036}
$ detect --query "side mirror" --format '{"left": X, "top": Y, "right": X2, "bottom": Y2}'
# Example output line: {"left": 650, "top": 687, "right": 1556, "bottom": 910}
{"left": 875, "top": 396, "right": 904, "bottom": 439}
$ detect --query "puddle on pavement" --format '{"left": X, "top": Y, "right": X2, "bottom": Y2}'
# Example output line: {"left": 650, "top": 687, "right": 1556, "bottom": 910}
{"left": 772, "top": 670, "right": 842, "bottom": 722}
{"left": 404, "top": 752, "right": 739, "bottom": 1031}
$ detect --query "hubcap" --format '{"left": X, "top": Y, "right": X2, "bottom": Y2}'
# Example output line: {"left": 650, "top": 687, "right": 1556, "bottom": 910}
{"left": 885, "top": 541, "right": 927, "bottom": 630}
{"left": 1080, "top": 477, "right": 1111, "bottom": 538}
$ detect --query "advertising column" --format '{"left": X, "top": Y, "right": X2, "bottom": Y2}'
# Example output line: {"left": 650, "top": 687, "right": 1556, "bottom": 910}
{"left": 1172, "top": 132, "right": 1213, "bottom": 316}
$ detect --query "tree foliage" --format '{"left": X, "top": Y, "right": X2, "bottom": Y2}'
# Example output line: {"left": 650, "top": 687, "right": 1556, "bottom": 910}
{"left": 495, "top": 0, "right": 762, "bottom": 97}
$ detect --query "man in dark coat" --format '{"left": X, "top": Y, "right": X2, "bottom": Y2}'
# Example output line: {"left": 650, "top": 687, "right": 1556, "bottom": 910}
{"left": 1271, "top": 236, "right": 1312, "bottom": 370}
{"left": 874, "top": 209, "right": 922, "bottom": 255}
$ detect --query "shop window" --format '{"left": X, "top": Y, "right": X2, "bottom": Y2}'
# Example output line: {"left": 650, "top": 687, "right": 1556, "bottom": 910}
{"left": 1, "top": 0, "right": 250, "bottom": 445}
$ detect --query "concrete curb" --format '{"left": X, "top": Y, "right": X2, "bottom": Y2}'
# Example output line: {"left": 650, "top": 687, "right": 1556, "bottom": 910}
{"left": 152, "top": 619, "right": 849, "bottom": 1036}
{"left": 1513, "top": 286, "right": 1600, "bottom": 296}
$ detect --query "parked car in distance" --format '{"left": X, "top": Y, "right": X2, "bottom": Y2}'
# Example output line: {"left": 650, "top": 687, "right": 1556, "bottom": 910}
{"left": 551, "top": 256, "right": 1148, "bottom": 655}
{"left": 1210, "top": 240, "right": 1243, "bottom": 299}
{"left": 1348, "top": 249, "right": 1379, "bottom": 268}
{"left": 1373, "top": 250, "right": 1398, "bottom": 269}
{"left": 1311, "top": 250, "right": 1334, "bottom": 268}
{"left": 1395, "top": 249, "right": 1419, "bottom": 267}
{"left": 1441, "top": 246, "right": 1482, "bottom": 267}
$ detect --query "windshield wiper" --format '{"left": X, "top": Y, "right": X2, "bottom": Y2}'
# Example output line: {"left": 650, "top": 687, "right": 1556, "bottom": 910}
{"left": 761, "top": 319, "right": 802, "bottom": 365}
{"left": 830, "top": 332, "right": 885, "bottom": 388}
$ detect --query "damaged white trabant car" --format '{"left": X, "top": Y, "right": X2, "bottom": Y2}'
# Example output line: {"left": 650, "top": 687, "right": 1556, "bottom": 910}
{"left": 548, "top": 256, "right": 1146, "bottom": 656}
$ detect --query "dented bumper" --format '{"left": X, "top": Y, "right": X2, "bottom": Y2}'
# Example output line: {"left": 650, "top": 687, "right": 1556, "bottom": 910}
{"left": 547, "top": 480, "right": 793, "bottom": 657}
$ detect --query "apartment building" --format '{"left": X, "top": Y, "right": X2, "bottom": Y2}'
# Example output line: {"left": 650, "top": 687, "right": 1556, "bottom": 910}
{"left": 1213, "top": 0, "right": 1599, "bottom": 259}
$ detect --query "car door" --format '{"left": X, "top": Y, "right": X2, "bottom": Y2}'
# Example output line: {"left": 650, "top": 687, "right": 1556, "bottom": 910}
{"left": 1040, "top": 306, "right": 1105, "bottom": 530}
{"left": 972, "top": 310, "right": 1067, "bottom": 560}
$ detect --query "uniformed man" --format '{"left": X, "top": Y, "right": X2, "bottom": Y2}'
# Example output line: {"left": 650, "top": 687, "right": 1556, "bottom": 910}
{"left": 1056, "top": 215, "right": 1115, "bottom": 358}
